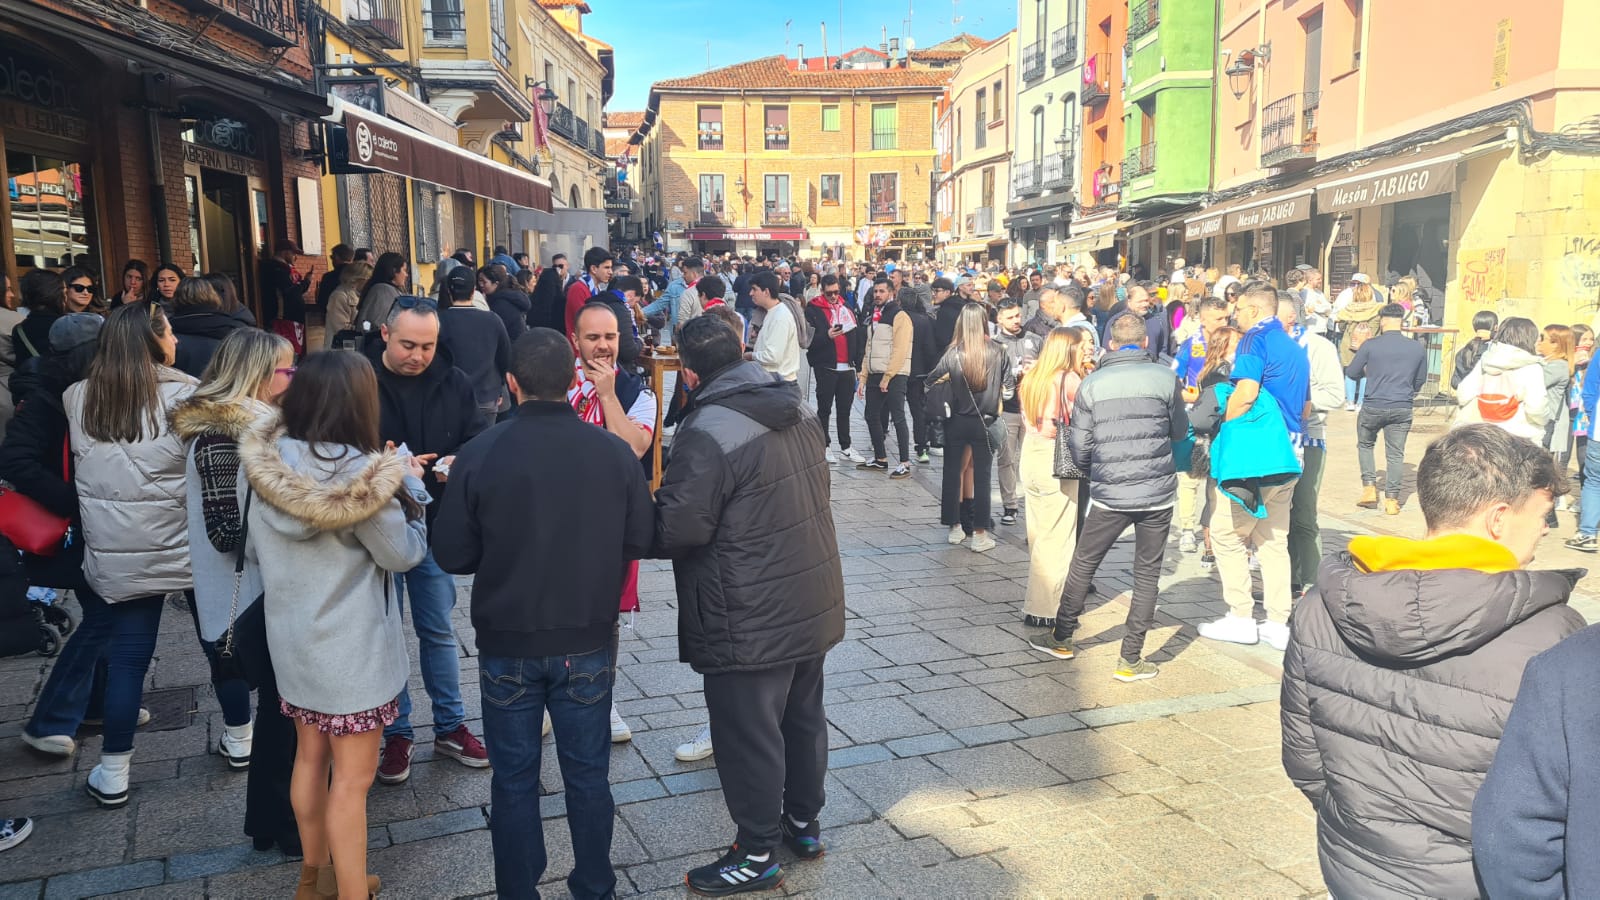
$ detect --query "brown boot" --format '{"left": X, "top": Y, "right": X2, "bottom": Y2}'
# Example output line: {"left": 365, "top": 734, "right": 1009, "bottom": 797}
{"left": 1357, "top": 485, "right": 1379, "bottom": 508}
{"left": 314, "top": 864, "right": 381, "bottom": 898}
{"left": 1384, "top": 497, "right": 1401, "bottom": 516}
{"left": 293, "top": 864, "right": 320, "bottom": 900}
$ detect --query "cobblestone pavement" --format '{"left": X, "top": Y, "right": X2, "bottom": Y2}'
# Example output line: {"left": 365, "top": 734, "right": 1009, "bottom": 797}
{"left": 1, "top": 402, "right": 1593, "bottom": 899}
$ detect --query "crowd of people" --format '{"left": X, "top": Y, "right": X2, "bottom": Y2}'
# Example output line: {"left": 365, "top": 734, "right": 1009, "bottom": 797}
{"left": 1, "top": 241, "right": 1598, "bottom": 897}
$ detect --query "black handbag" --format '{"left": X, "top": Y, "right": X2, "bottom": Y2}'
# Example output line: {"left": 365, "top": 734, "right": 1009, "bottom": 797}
{"left": 214, "top": 489, "right": 265, "bottom": 688}
{"left": 1052, "top": 373, "right": 1088, "bottom": 481}
{"left": 925, "top": 374, "right": 953, "bottom": 419}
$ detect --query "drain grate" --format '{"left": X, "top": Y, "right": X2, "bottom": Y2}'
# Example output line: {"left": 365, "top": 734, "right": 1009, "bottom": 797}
{"left": 77, "top": 686, "right": 197, "bottom": 734}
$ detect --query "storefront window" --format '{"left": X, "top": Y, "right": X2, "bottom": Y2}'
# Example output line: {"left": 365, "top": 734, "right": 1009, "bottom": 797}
{"left": 186, "top": 176, "right": 203, "bottom": 276}
{"left": 251, "top": 189, "right": 270, "bottom": 255}
{"left": 7, "top": 149, "right": 97, "bottom": 272}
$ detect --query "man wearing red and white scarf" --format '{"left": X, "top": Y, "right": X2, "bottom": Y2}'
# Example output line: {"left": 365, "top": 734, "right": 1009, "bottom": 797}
{"left": 567, "top": 301, "right": 655, "bottom": 743}
{"left": 805, "top": 274, "right": 866, "bottom": 465}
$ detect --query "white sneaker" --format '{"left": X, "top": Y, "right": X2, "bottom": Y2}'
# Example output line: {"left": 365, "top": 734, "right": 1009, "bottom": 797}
{"left": 542, "top": 709, "right": 552, "bottom": 738}
{"left": 1179, "top": 531, "right": 1198, "bottom": 554}
{"left": 86, "top": 751, "right": 132, "bottom": 808}
{"left": 1247, "top": 552, "right": 1260, "bottom": 572}
{"left": 674, "top": 724, "right": 714, "bottom": 762}
{"left": 948, "top": 525, "right": 966, "bottom": 545}
{"left": 1344, "top": 402, "right": 1357, "bottom": 412}
{"left": 824, "top": 448, "right": 838, "bottom": 464}
{"left": 218, "top": 722, "right": 253, "bottom": 770}
{"left": 841, "top": 448, "right": 868, "bottom": 464}
{"left": 970, "top": 532, "right": 997, "bottom": 553}
{"left": 1258, "top": 620, "right": 1291, "bottom": 651}
{"left": 609, "top": 705, "right": 632, "bottom": 743}
{"left": 21, "top": 732, "right": 75, "bottom": 757}
{"left": 1198, "top": 615, "right": 1261, "bottom": 646}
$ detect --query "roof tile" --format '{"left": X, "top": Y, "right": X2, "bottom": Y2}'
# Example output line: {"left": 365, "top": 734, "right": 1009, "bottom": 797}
{"left": 654, "top": 55, "right": 951, "bottom": 92}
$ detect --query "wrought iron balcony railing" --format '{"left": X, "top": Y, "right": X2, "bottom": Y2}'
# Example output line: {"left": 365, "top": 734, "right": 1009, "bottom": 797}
{"left": 1261, "top": 91, "right": 1321, "bottom": 168}
{"left": 697, "top": 202, "right": 730, "bottom": 225}
{"left": 1021, "top": 42, "right": 1045, "bottom": 84}
{"left": 1082, "top": 54, "right": 1112, "bottom": 106}
{"left": 1042, "top": 151, "right": 1073, "bottom": 190}
{"left": 1050, "top": 25, "right": 1079, "bottom": 70}
{"left": 1125, "top": 141, "right": 1156, "bottom": 179}
{"left": 170, "top": 0, "right": 301, "bottom": 46}
{"left": 1128, "top": 0, "right": 1161, "bottom": 41}
{"left": 1013, "top": 159, "right": 1042, "bottom": 198}
{"left": 346, "top": 0, "right": 402, "bottom": 47}
{"left": 764, "top": 206, "right": 800, "bottom": 226}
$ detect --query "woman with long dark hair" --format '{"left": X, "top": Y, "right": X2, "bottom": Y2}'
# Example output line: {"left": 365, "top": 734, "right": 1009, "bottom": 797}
{"left": 169, "top": 278, "right": 251, "bottom": 377}
{"left": 201, "top": 273, "right": 255, "bottom": 324}
{"left": 242, "top": 350, "right": 427, "bottom": 898}
{"left": 11, "top": 270, "right": 66, "bottom": 372}
{"left": 67, "top": 302, "right": 198, "bottom": 806}
{"left": 355, "top": 253, "right": 408, "bottom": 331}
{"left": 150, "top": 263, "right": 184, "bottom": 305}
{"left": 115, "top": 260, "right": 149, "bottom": 308}
{"left": 528, "top": 266, "right": 566, "bottom": 333}
{"left": 929, "top": 303, "right": 1015, "bottom": 552}
{"left": 479, "top": 265, "right": 529, "bottom": 341}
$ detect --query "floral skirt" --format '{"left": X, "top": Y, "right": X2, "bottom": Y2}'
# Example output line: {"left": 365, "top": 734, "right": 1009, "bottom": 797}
{"left": 279, "top": 698, "right": 399, "bottom": 737}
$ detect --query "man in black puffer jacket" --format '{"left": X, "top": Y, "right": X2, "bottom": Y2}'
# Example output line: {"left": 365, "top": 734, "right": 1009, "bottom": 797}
{"left": 653, "top": 315, "right": 845, "bottom": 896}
{"left": 1030, "top": 313, "right": 1187, "bottom": 683}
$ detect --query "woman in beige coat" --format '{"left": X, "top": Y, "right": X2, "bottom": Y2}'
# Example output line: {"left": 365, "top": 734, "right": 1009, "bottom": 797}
{"left": 323, "top": 261, "right": 372, "bottom": 348}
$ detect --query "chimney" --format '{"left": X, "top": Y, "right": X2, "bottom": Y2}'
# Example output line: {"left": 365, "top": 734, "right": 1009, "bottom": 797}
{"left": 820, "top": 21, "right": 829, "bottom": 69}
{"left": 797, "top": 43, "right": 806, "bottom": 69}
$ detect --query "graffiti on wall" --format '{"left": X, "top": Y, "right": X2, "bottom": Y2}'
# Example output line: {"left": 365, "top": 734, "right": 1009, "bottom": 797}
{"left": 1562, "top": 237, "right": 1600, "bottom": 311}
{"left": 1460, "top": 248, "right": 1507, "bottom": 305}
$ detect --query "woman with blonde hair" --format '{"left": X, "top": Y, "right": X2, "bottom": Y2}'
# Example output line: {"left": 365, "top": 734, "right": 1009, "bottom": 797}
{"left": 929, "top": 303, "right": 1015, "bottom": 552}
{"left": 171, "top": 328, "right": 299, "bottom": 854}
{"left": 1018, "top": 327, "right": 1087, "bottom": 626}
{"left": 324, "top": 261, "right": 372, "bottom": 347}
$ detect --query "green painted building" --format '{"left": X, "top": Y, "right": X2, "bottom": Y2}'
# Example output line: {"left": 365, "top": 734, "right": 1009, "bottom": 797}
{"left": 1120, "top": 0, "right": 1215, "bottom": 223}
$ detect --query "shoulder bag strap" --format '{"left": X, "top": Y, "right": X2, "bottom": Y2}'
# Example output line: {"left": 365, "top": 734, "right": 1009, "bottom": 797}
{"left": 14, "top": 326, "right": 39, "bottom": 360}
{"left": 218, "top": 488, "right": 253, "bottom": 661}
{"left": 1057, "top": 372, "right": 1069, "bottom": 424}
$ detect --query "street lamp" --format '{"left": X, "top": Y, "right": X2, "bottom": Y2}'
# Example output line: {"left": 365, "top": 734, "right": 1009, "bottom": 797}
{"left": 1224, "top": 44, "right": 1270, "bottom": 100}
{"left": 523, "top": 78, "right": 559, "bottom": 116}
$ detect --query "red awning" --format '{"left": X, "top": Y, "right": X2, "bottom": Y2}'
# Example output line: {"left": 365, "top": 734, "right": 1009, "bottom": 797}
{"left": 685, "top": 228, "right": 808, "bottom": 241}
{"left": 327, "top": 99, "right": 552, "bottom": 213}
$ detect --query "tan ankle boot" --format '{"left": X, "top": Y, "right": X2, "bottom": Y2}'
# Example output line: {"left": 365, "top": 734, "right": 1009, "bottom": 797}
{"left": 314, "top": 864, "right": 381, "bottom": 898}
{"left": 1384, "top": 497, "right": 1401, "bottom": 516}
{"left": 293, "top": 864, "right": 320, "bottom": 900}
{"left": 1357, "top": 485, "right": 1379, "bottom": 508}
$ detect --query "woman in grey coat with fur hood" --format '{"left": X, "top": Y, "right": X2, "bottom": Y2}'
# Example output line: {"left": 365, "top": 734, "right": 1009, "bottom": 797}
{"left": 241, "top": 351, "right": 429, "bottom": 899}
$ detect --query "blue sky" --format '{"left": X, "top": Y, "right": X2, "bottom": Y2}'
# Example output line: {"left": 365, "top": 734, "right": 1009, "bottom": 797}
{"left": 587, "top": 0, "right": 1018, "bottom": 113}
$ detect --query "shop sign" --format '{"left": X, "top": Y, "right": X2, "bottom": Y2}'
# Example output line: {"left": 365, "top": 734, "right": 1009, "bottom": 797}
{"left": 183, "top": 141, "right": 264, "bottom": 178}
{"left": 0, "top": 42, "right": 83, "bottom": 115}
{"left": 0, "top": 99, "right": 87, "bottom": 143}
{"left": 891, "top": 228, "right": 933, "bottom": 241}
{"left": 1184, "top": 213, "right": 1223, "bottom": 241}
{"left": 685, "top": 228, "right": 808, "bottom": 241}
{"left": 1317, "top": 158, "right": 1458, "bottom": 213}
{"left": 1226, "top": 193, "right": 1310, "bottom": 233}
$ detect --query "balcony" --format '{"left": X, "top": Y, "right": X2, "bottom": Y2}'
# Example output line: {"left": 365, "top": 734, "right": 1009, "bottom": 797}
{"left": 1050, "top": 24, "right": 1079, "bottom": 70}
{"left": 168, "top": 0, "right": 300, "bottom": 45}
{"left": 973, "top": 205, "right": 994, "bottom": 235}
{"left": 698, "top": 202, "right": 730, "bottom": 226}
{"left": 549, "top": 104, "right": 577, "bottom": 142}
{"left": 574, "top": 116, "right": 592, "bottom": 150}
{"left": 1261, "top": 91, "right": 1320, "bottom": 169}
{"left": 1082, "top": 54, "right": 1111, "bottom": 106}
{"left": 591, "top": 130, "right": 609, "bottom": 159}
{"left": 764, "top": 126, "right": 790, "bottom": 151}
{"left": 1125, "top": 141, "right": 1156, "bottom": 179}
{"left": 1021, "top": 41, "right": 1045, "bottom": 85}
{"left": 763, "top": 206, "right": 800, "bottom": 226}
{"left": 1128, "top": 0, "right": 1160, "bottom": 41}
{"left": 697, "top": 129, "right": 723, "bottom": 151}
{"left": 1013, "top": 160, "right": 1042, "bottom": 198}
{"left": 346, "top": 0, "right": 402, "bottom": 47}
{"left": 1042, "top": 151, "right": 1073, "bottom": 190}
{"left": 868, "top": 200, "right": 904, "bottom": 224}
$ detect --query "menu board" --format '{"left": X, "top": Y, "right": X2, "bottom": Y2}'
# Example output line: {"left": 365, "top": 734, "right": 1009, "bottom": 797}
{"left": 1256, "top": 229, "right": 1274, "bottom": 281}
{"left": 1329, "top": 220, "right": 1357, "bottom": 288}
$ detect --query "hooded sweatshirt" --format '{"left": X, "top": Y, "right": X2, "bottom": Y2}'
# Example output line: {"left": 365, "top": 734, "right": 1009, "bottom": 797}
{"left": 170, "top": 309, "right": 252, "bottom": 378}
{"left": 1452, "top": 342, "right": 1549, "bottom": 440}
{"left": 1282, "top": 535, "right": 1585, "bottom": 899}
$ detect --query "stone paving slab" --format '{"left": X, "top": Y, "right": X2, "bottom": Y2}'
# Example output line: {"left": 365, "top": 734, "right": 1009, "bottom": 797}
{"left": 16, "top": 400, "right": 1582, "bottom": 897}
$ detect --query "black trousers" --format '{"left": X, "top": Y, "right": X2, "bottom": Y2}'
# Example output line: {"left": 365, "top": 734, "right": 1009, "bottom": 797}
{"left": 864, "top": 374, "right": 909, "bottom": 463}
{"left": 941, "top": 414, "right": 993, "bottom": 531}
{"left": 813, "top": 366, "right": 856, "bottom": 451}
{"left": 702, "top": 657, "right": 828, "bottom": 852}
{"left": 907, "top": 375, "right": 930, "bottom": 453}
{"left": 235, "top": 603, "right": 298, "bottom": 845}
{"left": 1054, "top": 504, "right": 1173, "bottom": 662}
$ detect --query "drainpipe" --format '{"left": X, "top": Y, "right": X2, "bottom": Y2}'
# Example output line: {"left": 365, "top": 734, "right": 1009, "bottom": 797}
{"left": 1206, "top": 0, "right": 1222, "bottom": 268}
{"left": 740, "top": 89, "right": 750, "bottom": 230}
{"left": 146, "top": 105, "right": 173, "bottom": 265}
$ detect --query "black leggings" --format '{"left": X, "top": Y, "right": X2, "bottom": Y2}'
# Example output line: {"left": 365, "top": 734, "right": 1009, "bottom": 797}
{"left": 941, "top": 414, "right": 993, "bottom": 531}
{"left": 907, "top": 375, "right": 930, "bottom": 453}
{"left": 813, "top": 367, "right": 856, "bottom": 450}
{"left": 865, "top": 374, "right": 909, "bottom": 463}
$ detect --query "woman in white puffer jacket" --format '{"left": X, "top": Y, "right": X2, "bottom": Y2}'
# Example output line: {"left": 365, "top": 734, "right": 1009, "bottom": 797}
{"left": 1453, "top": 317, "right": 1549, "bottom": 442}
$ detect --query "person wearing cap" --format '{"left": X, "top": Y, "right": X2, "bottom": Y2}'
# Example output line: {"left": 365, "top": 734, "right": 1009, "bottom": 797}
{"left": 1332, "top": 272, "right": 1386, "bottom": 317}
{"left": 259, "top": 239, "right": 312, "bottom": 356}
{"left": 438, "top": 266, "right": 512, "bottom": 433}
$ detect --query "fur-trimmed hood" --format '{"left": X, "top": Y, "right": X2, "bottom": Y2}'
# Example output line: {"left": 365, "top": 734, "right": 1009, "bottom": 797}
{"left": 240, "top": 415, "right": 409, "bottom": 533}
{"left": 170, "top": 396, "right": 269, "bottom": 442}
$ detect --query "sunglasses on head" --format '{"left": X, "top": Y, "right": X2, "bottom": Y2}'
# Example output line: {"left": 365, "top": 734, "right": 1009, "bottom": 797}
{"left": 393, "top": 295, "right": 439, "bottom": 313}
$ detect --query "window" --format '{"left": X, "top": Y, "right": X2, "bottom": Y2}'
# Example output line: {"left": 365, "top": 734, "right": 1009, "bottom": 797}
{"left": 1061, "top": 94, "right": 1077, "bottom": 151}
{"left": 974, "top": 89, "right": 987, "bottom": 149}
{"left": 1348, "top": 0, "right": 1363, "bottom": 66}
{"left": 821, "top": 104, "right": 840, "bottom": 131}
{"left": 488, "top": 0, "right": 509, "bottom": 68}
{"left": 566, "top": 78, "right": 577, "bottom": 109}
{"left": 1032, "top": 106, "right": 1045, "bottom": 161}
{"left": 7, "top": 149, "right": 98, "bottom": 270}
{"left": 870, "top": 103, "right": 897, "bottom": 150}
{"left": 412, "top": 181, "right": 440, "bottom": 262}
{"left": 698, "top": 174, "right": 725, "bottom": 222}
{"left": 820, "top": 174, "right": 841, "bottom": 205}
{"left": 868, "top": 172, "right": 898, "bottom": 222}
{"left": 697, "top": 106, "right": 723, "bottom": 149}
{"left": 422, "top": 0, "right": 464, "bottom": 45}
{"left": 981, "top": 167, "right": 995, "bottom": 209}
{"left": 587, "top": 94, "right": 598, "bottom": 125}
{"left": 992, "top": 80, "right": 1003, "bottom": 121}
{"left": 954, "top": 118, "right": 962, "bottom": 162}
{"left": 764, "top": 106, "right": 790, "bottom": 150}
{"left": 763, "top": 174, "right": 790, "bottom": 221}
{"left": 1035, "top": 0, "right": 1048, "bottom": 43}
{"left": 1303, "top": 10, "right": 1323, "bottom": 92}
{"left": 544, "top": 61, "right": 555, "bottom": 87}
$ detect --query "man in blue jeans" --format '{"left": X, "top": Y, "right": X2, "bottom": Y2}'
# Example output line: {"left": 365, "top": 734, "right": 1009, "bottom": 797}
{"left": 367, "top": 300, "right": 490, "bottom": 782}
{"left": 434, "top": 328, "right": 654, "bottom": 899}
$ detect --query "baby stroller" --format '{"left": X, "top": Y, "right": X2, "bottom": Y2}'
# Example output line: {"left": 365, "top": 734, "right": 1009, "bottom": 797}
{"left": 0, "top": 534, "right": 75, "bottom": 658}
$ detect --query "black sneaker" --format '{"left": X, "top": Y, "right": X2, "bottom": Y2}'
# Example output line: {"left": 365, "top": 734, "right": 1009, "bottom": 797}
{"left": 1000, "top": 508, "right": 1018, "bottom": 526}
{"left": 1022, "top": 614, "right": 1056, "bottom": 629}
{"left": 686, "top": 845, "right": 783, "bottom": 896}
{"left": 1566, "top": 533, "right": 1598, "bottom": 553}
{"left": 780, "top": 817, "right": 825, "bottom": 860}
{"left": 856, "top": 459, "right": 888, "bottom": 471}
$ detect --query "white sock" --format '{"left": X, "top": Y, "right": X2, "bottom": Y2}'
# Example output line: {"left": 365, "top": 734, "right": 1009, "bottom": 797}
{"left": 745, "top": 851, "right": 770, "bottom": 862}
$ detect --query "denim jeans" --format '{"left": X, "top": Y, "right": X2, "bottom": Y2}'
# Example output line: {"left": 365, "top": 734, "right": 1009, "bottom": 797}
{"left": 1356, "top": 407, "right": 1413, "bottom": 498}
{"left": 183, "top": 591, "right": 252, "bottom": 728}
{"left": 480, "top": 638, "right": 618, "bottom": 900}
{"left": 1345, "top": 376, "right": 1367, "bottom": 405}
{"left": 1579, "top": 437, "right": 1600, "bottom": 536}
{"left": 27, "top": 587, "right": 110, "bottom": 740}
{"left": 101, "top": 595, "right": 165, "bottom": 753}
{"left": 386, "top": 550, "right": 466, "bottom": 740}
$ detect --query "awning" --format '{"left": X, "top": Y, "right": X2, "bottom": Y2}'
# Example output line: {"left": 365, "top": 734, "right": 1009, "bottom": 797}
{"left": 1124, "top": 210, "right": 1194, "bottom": 243}
{"left": 1314, "top": 130, "right": 1510, "bottom": 214}
{"left": 1184, "top": 208, "right": 1225, "bottom": 241}
{"left": 684, "top": 228, "right": 808, "bottom": 242}
{"left": 1222, "top": 187, "right": 1314, "bottom": 234}
{"left": 1058, "top": 216, "right": 1122, "bottom": 255}
{"left": 944, "top": 238, "right": 991, "bottom": 254}
{"left": 325, "top": 98, "right": 552, "bottom": 213}
{"left": 1006, "top": 205, "right": 1071, "bottom": 230}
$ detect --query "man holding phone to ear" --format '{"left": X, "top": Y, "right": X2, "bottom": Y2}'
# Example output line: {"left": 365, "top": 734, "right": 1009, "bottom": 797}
{"left": 367, "top": 298, "right": 491, "bottom": 784}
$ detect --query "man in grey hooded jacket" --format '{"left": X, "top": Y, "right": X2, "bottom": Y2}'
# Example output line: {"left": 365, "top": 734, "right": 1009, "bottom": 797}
{"left": 1281, "top": 424, "right": 1584, "bottom": 898}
